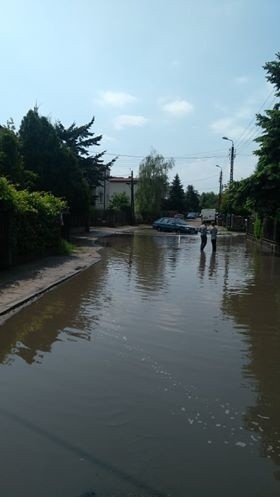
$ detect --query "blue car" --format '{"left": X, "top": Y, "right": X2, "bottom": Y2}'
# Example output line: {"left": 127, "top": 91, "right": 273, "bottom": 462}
{"left": 152, "top": 217, "right": 198, "bottom": 234}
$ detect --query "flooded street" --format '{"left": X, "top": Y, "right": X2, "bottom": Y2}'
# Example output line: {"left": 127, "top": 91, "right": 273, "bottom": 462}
{"left": 0, "top": 233, "right": 280, "bottom": 497}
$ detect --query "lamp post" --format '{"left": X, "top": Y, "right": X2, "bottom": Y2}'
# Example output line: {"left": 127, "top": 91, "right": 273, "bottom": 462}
{"left": 215, "top": 165, "right": 223, "bottom": 212}
{"left": 222, "top": 136, "right": 235, "bottom": 184}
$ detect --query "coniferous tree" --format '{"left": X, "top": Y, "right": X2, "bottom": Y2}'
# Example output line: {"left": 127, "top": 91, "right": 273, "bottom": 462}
{"left": 167, "top": 173, "right": 185, "bottom": 212}
{"left": 55, "top": 117, "right": 116, "bottom": 190}
{"left": 185, "top": 184, "right": 200, "bottom": 213}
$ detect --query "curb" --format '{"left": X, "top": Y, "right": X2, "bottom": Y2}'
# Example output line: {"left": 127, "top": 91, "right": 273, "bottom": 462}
{"left": 0, "top": 255, "right": 101, "bottom": 319}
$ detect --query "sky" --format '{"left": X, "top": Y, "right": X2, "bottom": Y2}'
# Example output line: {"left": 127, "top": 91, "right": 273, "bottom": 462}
{"left": 1, "top": 0, "right": 279, "bottom": 193}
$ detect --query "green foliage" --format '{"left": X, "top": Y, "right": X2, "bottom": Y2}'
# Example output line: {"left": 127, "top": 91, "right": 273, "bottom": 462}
{"left": 199, "top": 191, "right": 218, "bottom": 209}
{"left": 56, "top": 239, "right": 75, "bottom": 255}
{"left": 55, "top": 117, "right": 116, "bottom": 190}
{"left": 219, "top": 54, "right": 280, "bottom": 221}
{"left": 0, "top": 176, "right": 17, "bottom": 210}
{"left": 185, "top": 185, "right": 200, "bottom": 213}
{"left": 18, "top": 108, "right": 112, "bottom": 217}
{"left": 136, "top": 150, "right": 173, "bottom": 221}
{"left": 109, "top": 192, "right": 130, "bottom": 211}
{"left": 253, "top": 215, "right": 263, "bottom": 239}
{"left": 0, "top": 176, "right": 66, "bottom": 257}
{"left": 0, "top": 126, "right": 35, "bottom": 188}
{"left": 263, "top": 52, "right": 280, "bottom": 98}
{"left": 167, "top": 174, "right": 185, "bottom": 212}
{"left": 220, "top": 180, "right": 251, "bottom": 216}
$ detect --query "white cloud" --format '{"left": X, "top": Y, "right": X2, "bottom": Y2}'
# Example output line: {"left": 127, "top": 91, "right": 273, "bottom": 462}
{"left": 210, "top": 117, "right": 246, "bottom": 140}
{"left": 99, "top": 91, "right": 137, "bottom": 107}
{"left": 234, "top": 76, "right": 249, "bottom": 85}
{"left": 102, "top": 134, "right": 118, "bottom": 144}
{"left": 162, "top": 99, "right": 194, "bottom": 117}
{"left": 114, "top": 114, "right": 148, "bottom": 130}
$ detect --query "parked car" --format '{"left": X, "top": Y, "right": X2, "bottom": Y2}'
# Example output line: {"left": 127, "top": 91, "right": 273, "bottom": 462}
{"left": 152, "top": 217, "right": 198, "bottom": 234}
{"left": 186, "top": 212, "right": 197, "bottom": 219}
{"left": 152, "top": 217, "right": 169, "bottom": 229}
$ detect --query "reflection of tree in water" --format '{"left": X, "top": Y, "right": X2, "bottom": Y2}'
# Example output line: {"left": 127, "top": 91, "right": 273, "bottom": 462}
{"left": 222, "top": 248, "right": 280, "bottom": 475}
{"left": 122, "top": 235, "right": 168, "bottom": 293}
{"left": 105, "top": 235, "right": 167, "bottom": 291}
{"left": 0, "top": 261, "right": 109, "bottom": 366}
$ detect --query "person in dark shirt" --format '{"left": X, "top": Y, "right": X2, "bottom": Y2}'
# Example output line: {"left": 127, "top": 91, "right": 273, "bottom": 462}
{"left": 200, "top": 221, "right": 208, "bottom": 251}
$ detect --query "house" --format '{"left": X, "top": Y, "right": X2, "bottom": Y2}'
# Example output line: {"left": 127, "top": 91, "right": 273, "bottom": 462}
{"left": 94, "top": 176, "right": 138, "bottom": 211}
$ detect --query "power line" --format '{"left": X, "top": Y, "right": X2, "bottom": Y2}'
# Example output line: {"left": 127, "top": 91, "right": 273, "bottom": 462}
{"left": 235, "top": 91, "right": 277, "bottom": 149}
{"left": 104, "top": 152, "right": 229, "bottom": 161}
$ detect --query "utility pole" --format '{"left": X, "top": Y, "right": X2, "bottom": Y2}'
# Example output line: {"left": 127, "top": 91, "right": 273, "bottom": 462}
{"left": 218, "top": 169, "right": 223, "bottom": 211}
{"left": 229, "top": 143, "right": 235, "bottom": 184}
{"left": 222, "top": 137, "right": 235, "bottom": 183}
{"left": 216, "top": 165, "right": 223, "bottom": 212}
{"left": 130, "top": 170, "right": 135, "bottom": 225}
{"left": 103, "top": 166, "right": 108, "bottom": 217}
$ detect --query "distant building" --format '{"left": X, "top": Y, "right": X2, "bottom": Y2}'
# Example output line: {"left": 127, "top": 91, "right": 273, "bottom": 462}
{"left": 94, "top": 176, "right": 138, "bottom": 211}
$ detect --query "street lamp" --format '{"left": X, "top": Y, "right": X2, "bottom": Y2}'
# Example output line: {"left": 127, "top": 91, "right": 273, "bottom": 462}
{"left": 222, "top": 136, "right": 235, "bottom": 183}
{"left": 215, "top": 165, "right": 223, "bottom": 212}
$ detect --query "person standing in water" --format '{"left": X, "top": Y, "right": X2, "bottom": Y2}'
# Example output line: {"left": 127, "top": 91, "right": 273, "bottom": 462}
{"left": 200, "top": 220, "right": 208, "bottom": 251}
{"left": 210, "top": 222, "right": 218, "bottom": 252}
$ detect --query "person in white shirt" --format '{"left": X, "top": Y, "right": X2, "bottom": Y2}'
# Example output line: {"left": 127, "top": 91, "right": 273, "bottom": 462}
{"left": 210, "top": 222, "right": 218, "bottom": 252}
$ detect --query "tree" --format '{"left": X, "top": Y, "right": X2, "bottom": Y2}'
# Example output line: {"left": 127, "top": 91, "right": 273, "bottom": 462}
{"left": 220, "top": 179, "right": 251, "bottom": 216}
{"left": 136, "top": 150, "right": 173, "bottom": 221}
{"left": 167, "top": 173, "right": 185, "bottom": 212}
{"left": 55, "top": 117, "right": 116, "bottom": 191}
{"left": 185, "top": 184, "right": 200, "bottom": 213}
{"left": 0, "top": 126, "right": 35, "bottom": 187}
{"left": 250, "top": 53, "right": 280, "bottom": 218}
{"left": 18, "top": 108, "right": 64, "bottom": 191}
{"left": 19, "top": 107, "right": 116, "bottom": 216}
{"left": 199, "top": 191, "right": 218, "bottom": 209}
{"left": 109, "top": 192, "right": 130, "bottom": 211}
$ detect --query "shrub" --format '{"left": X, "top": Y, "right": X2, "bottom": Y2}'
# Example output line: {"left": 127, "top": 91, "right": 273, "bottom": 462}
{"left": 0, "top": 176, "right": 67, "bottom": 259}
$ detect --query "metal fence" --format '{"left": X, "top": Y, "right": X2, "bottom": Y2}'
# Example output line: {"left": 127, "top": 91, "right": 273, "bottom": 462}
{"left": 247, "top": 216, "right": 280, "bottom": 244}
{"left": 217, "top": 214, "right": 246, "bottom": 231}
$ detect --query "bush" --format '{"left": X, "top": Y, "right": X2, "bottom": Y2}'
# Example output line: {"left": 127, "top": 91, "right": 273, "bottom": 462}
{"left": 253, "top": 215, "right": 263, "bottom": 239}
{"left": 0, "top": 176, "right": 67, "bottom": 259}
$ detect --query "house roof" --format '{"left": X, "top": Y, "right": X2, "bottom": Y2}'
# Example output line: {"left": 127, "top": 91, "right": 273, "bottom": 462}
{"left": 109, "top": 176, "right": 138, "bottom": 183}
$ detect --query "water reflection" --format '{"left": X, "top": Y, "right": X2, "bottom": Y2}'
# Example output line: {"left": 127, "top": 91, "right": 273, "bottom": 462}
{"left": 222, "top": 245, "right": 280, "bottom": 477}
{"left": 1, "top": 235, "right": 280, "bottom": 496}
{"left": 208, "top": 252, "right": 217, "bottom": 279}
{"left": 198, "top": 251, "right": 206, "bottom": 280}
{"left": 0, "top": 265, "right": 107, "bottom": 365}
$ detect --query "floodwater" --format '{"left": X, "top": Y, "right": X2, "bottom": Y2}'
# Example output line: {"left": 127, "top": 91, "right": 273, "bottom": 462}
{"left": 0, "top": 234, "right": 280, "bottom": 497}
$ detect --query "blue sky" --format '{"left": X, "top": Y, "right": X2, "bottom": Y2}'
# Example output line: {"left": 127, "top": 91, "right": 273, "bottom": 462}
{"left": 1, "top": 0, "right": 279, "bottom": 193}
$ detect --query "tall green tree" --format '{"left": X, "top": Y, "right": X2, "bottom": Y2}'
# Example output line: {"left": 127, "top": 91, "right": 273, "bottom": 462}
{"left": 0, "top": 126, "right": 34, "bottom": 187}
{"left": 251, "top": 53, "right": 280, "bottom": 218}
{"left": 18, "top": 108, "right": 90, "bottom": 215}
{"left": 199, "top": 191, "right": 218, "bottom": 209}
{"left": 167, "top": 173, "right": 185, "bottom": 212}
{"left": 136, "top": 150, "right": 173, "bottom": 221}
{"left": 185, "top": 184, "right": 200, "bottom": 213}
{"left": 55, "top": 117, "right": 116, "bottom": 190}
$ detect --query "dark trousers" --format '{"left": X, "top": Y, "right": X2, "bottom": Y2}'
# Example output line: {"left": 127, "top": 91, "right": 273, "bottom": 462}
{"left": 211, "top": 239, "right": 216, "bottom": 252}
{"left": 200, "top": 235, "right": 207, "bottom": 251}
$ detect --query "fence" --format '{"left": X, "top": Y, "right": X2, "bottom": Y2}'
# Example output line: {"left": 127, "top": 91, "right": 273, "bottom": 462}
{"left": 0, "top": 210, "right": 13, "bottom": 269}
{"left": 247, "top": 216, "right": 280, "bottom": 245}
{"left": 217, "top": 214, "right": 246, "bottom": 231}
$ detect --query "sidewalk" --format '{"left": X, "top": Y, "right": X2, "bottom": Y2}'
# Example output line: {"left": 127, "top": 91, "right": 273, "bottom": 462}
{"left": 0, "top": 226, "right": 138, "bottom": 320}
